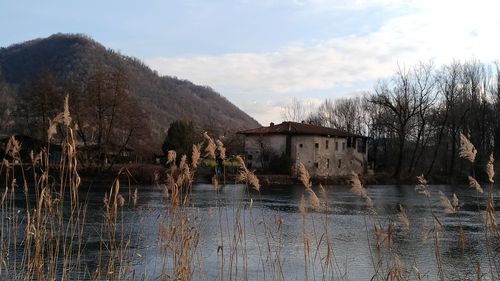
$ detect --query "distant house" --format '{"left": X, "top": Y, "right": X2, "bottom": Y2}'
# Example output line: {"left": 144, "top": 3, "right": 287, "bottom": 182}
{"left": 78, "top": 143, "right": 135, "bottom": 166}
{"left": 238, "top": 121, "right": 369, "bottom": 177}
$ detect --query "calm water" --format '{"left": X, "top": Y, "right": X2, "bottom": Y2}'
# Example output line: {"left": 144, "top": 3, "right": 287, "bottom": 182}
{"left": 10, "top": 183, "right": 500, "bottom": 280}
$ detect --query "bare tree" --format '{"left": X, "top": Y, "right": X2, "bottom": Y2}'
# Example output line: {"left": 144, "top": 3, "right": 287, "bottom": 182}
{"left": 15, "top": 70, "right": 63, "bottom": 139}
{"left": 406, "top": 63, "right": 437, "bottom": 175}
{"left": 370, "top": 65, "right": 431, "bottom": 179}
{"left": 281, "top": 98, "right": 313, "bottom": 122}
{"left": 0, "top": 78, "right": 14, "bottom": 134}
{"left": 71, "top": 67, "right": 149, "bottom": 169}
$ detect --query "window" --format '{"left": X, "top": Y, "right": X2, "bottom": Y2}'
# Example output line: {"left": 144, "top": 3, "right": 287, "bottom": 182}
{"left": 299, "top": 143, "right": 303, "bottom": 148}
{"left": 342, "top": 142, "right": 346, "bottom": 150}
{"left": 314, "top": 162, "right": 319, "bottom": 168}
{"left": 358, "top": 139, "right": 367, "bottom": 153}
{"left": 326, "top": 140, "right": 329, "bottom": 149}
{"left": 315, "top": 143, "right": 319, "bottom": 149}
{"left": 247, "top": 154, "right": 253, "bottom": 160}
{"left": 338, "top": 159, "right": 342, "bottom": 168}
{"left": 326, "top": 158, "right": 330, "bottom": 168}
{"left": 260, "top": 142, "right": 264, "bottom": 148}
{"left": 335, "top": 141, "right": 338, "bottom": 151}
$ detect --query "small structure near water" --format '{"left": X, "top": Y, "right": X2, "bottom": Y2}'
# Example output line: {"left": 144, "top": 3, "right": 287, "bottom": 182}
{"left": 238, "top": 121, "right": 369, "bottom": 177}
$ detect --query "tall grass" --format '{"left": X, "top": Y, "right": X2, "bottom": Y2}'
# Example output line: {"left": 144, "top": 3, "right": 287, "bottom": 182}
{"left": 1, "top": 98, "right": 500, "bottom": 280}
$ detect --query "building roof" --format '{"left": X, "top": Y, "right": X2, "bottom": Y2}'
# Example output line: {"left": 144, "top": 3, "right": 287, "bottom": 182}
{"left": 238, "top": 121, "right": 367, "bottom": 138}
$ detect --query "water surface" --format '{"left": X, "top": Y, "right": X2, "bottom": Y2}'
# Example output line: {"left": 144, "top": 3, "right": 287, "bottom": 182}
{"left": 76, "top": 183, "right": 498, "bottom": 280}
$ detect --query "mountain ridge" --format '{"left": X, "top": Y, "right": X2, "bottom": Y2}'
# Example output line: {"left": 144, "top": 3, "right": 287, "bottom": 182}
{"left": 0, "top": 33, "right": 260, "bottom": 151}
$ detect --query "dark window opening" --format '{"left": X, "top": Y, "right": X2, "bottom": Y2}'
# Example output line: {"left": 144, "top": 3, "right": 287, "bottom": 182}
{"left": 335, "top": 141, "right": 338, "bottom": 151}
{"left": 358, "top": 139, "right": 367, "bottom": 153}
{"left": 314, "top": 162, "right": 319, "bottom": 168}
{"left": 327, "top": 158, "right": 330, "bottom": 168}
{"left": 326, "top": 140, "right": 329, "bottom": 149}
{"left": 315, "top": 143, "right": 319, "bottom": 149}
{"left": 247, "top": 154, "right": 253, "bottom": 160}
{"left": 338, "top": 159, "right": 342, "bottom": 168}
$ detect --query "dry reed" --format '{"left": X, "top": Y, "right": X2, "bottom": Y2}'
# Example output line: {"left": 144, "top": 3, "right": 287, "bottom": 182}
{"left": 468, "top": 176, "right": 483, "bottom": 193}
{"left": 415, "top": 174, "right": 430, "bottom": 197}
{"left": 459, "top": 133, "right": 477, "bottom": 163}
{"left": 398, "top": 204, "right": 410, "bottom": 231}
{"left": 235, "top": 155, "right": 260, "bottom": 192}
{"left": 349, "top": 172, "right": 374, "bottom": 210}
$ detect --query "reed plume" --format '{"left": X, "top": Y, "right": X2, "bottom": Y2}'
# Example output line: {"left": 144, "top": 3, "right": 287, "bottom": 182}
{"left": 350, "top": 172, "right": 374, "bottom": 210}
{"left": 468, "top": 176, "right": 483, "bottom": 193}
{"left": 398, "top": 204, "right": 410, "bottom": 231}
{"left": 438, "top": 191, "right": 459, "bottom": 214}
{"left": 216, "top": 139, "right": 226, "bottom": 160}
{"left": 486, "top": 153, "right": 495, "bottom": 183}
{"left": 374, "top": 223, "right": 393, "bottom": 248}
{"left": 298, "top": 163, "right": 312, "bottom": 189}
{"left": 297, "top": 163, "right": 322, "bottom": 210}
{"left": 203, "top": 132, "right": 216, "bottom": 159}
{"left": 459, "top": 133, "right": 477, "bottom": 163}
{"left": 235, "top": 155, "right": 260, "bottom": 191}
{"left": 47, "top": 119, "right": 57, "bottom": 140}
{"left": 167, "top": 150, "right": 177, "bottom": 165}
{"left": 191, "top": 143, "right": 201, "bottom": 169}
{"left": 63, "top": 95, "right": 72, "bottom": 126}
{"left": 5, "top": 135, "right": 20, "bottom": 157}
{"left": 415, "top": 174, "right": 430, "bottom": 198}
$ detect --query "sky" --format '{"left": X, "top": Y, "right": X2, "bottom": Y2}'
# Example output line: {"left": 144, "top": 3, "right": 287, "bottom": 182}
{"left": 2, "top": 0, "right": 500, "bottom": 125}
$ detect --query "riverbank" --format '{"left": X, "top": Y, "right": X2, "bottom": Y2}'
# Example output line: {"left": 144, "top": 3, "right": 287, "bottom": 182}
{"left": 5, "top": 162, "right": 468, "bottom": 189}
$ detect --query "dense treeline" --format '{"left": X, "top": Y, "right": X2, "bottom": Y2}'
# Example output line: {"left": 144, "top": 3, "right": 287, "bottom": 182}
{"left": 8, "top": 67, "right": 151, "bottom": 168}
{"left": 284, "top": 60, "right": 500, "bottom": 182}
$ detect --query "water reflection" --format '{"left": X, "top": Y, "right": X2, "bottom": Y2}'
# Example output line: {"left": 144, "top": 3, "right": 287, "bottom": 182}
{"left": 9, "top": 183, "right": 500, "bottom": 280}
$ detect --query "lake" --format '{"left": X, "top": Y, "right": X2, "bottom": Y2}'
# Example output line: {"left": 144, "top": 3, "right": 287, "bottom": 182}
{"left": 5, "top": 183, "right": 499, "bottom": 280}
{"left": 68, "top": 183, "right": 495, "bottom": 280}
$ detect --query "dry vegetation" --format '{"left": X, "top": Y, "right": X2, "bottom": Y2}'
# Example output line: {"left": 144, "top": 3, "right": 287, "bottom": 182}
{"left": 1, "top": 98, "right": 500, "bottom": 280}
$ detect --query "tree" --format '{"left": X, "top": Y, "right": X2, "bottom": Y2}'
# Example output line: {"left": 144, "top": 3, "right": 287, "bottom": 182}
{"left": 281, "top": 98, "right": 314, "bottom": 122}
{"left": 370, "top": 64, "right": 433, "bottom": 179}
{"left": 15, "top": 70, "right": 63, "bottom": 139}
{"left": 316, "top": 97, "right": 368, "bottom": 135}
{"left": 0, "top": 75, "right": 14, "bottom": 134}
{"left": 162, "top": 120, "right": 198, "bottom": 159}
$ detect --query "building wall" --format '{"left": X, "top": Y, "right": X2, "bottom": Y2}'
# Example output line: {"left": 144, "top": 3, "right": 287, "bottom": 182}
{"left": 244, "top": 135, "right": 287, "bottom": 169}
{"left": 291, "top": 135, "right": 367, "bottom": 176}
{"left": 244, "top": 134, "right": 368, "bottom": 176}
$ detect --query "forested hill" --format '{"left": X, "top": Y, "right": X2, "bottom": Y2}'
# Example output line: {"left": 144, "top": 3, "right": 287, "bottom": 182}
{"left": 0, "top": 33, "right": 260, "bottom": 150}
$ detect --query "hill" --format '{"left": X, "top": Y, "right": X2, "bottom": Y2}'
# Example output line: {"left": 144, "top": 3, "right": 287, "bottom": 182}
{"left": 0, "top": 33, "right": 260, "bottom": 152}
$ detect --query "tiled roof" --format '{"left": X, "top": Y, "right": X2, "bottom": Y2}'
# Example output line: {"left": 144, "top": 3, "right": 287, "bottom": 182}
{"left": 238, "top": 121, "right": 367, "bottom": 138}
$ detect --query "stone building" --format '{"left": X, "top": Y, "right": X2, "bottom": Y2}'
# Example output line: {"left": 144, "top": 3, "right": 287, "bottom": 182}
{"left": 238, "top": 121, "right": 369, "bottom": 177}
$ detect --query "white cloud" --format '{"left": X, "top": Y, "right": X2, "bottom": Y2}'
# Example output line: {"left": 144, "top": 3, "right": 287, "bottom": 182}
{"left": 145, "top": 0, "right": 500, "bottom": 124}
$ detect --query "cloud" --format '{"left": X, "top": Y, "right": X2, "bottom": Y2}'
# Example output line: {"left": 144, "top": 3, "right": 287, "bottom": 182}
{"left": 145, "top": 0, "right": 500, "bottom": 124}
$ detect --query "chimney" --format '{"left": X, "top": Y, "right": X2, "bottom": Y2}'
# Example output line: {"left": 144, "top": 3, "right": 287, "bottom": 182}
{"left": 270, "top": 122, "right": 275, "bottom": 126}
